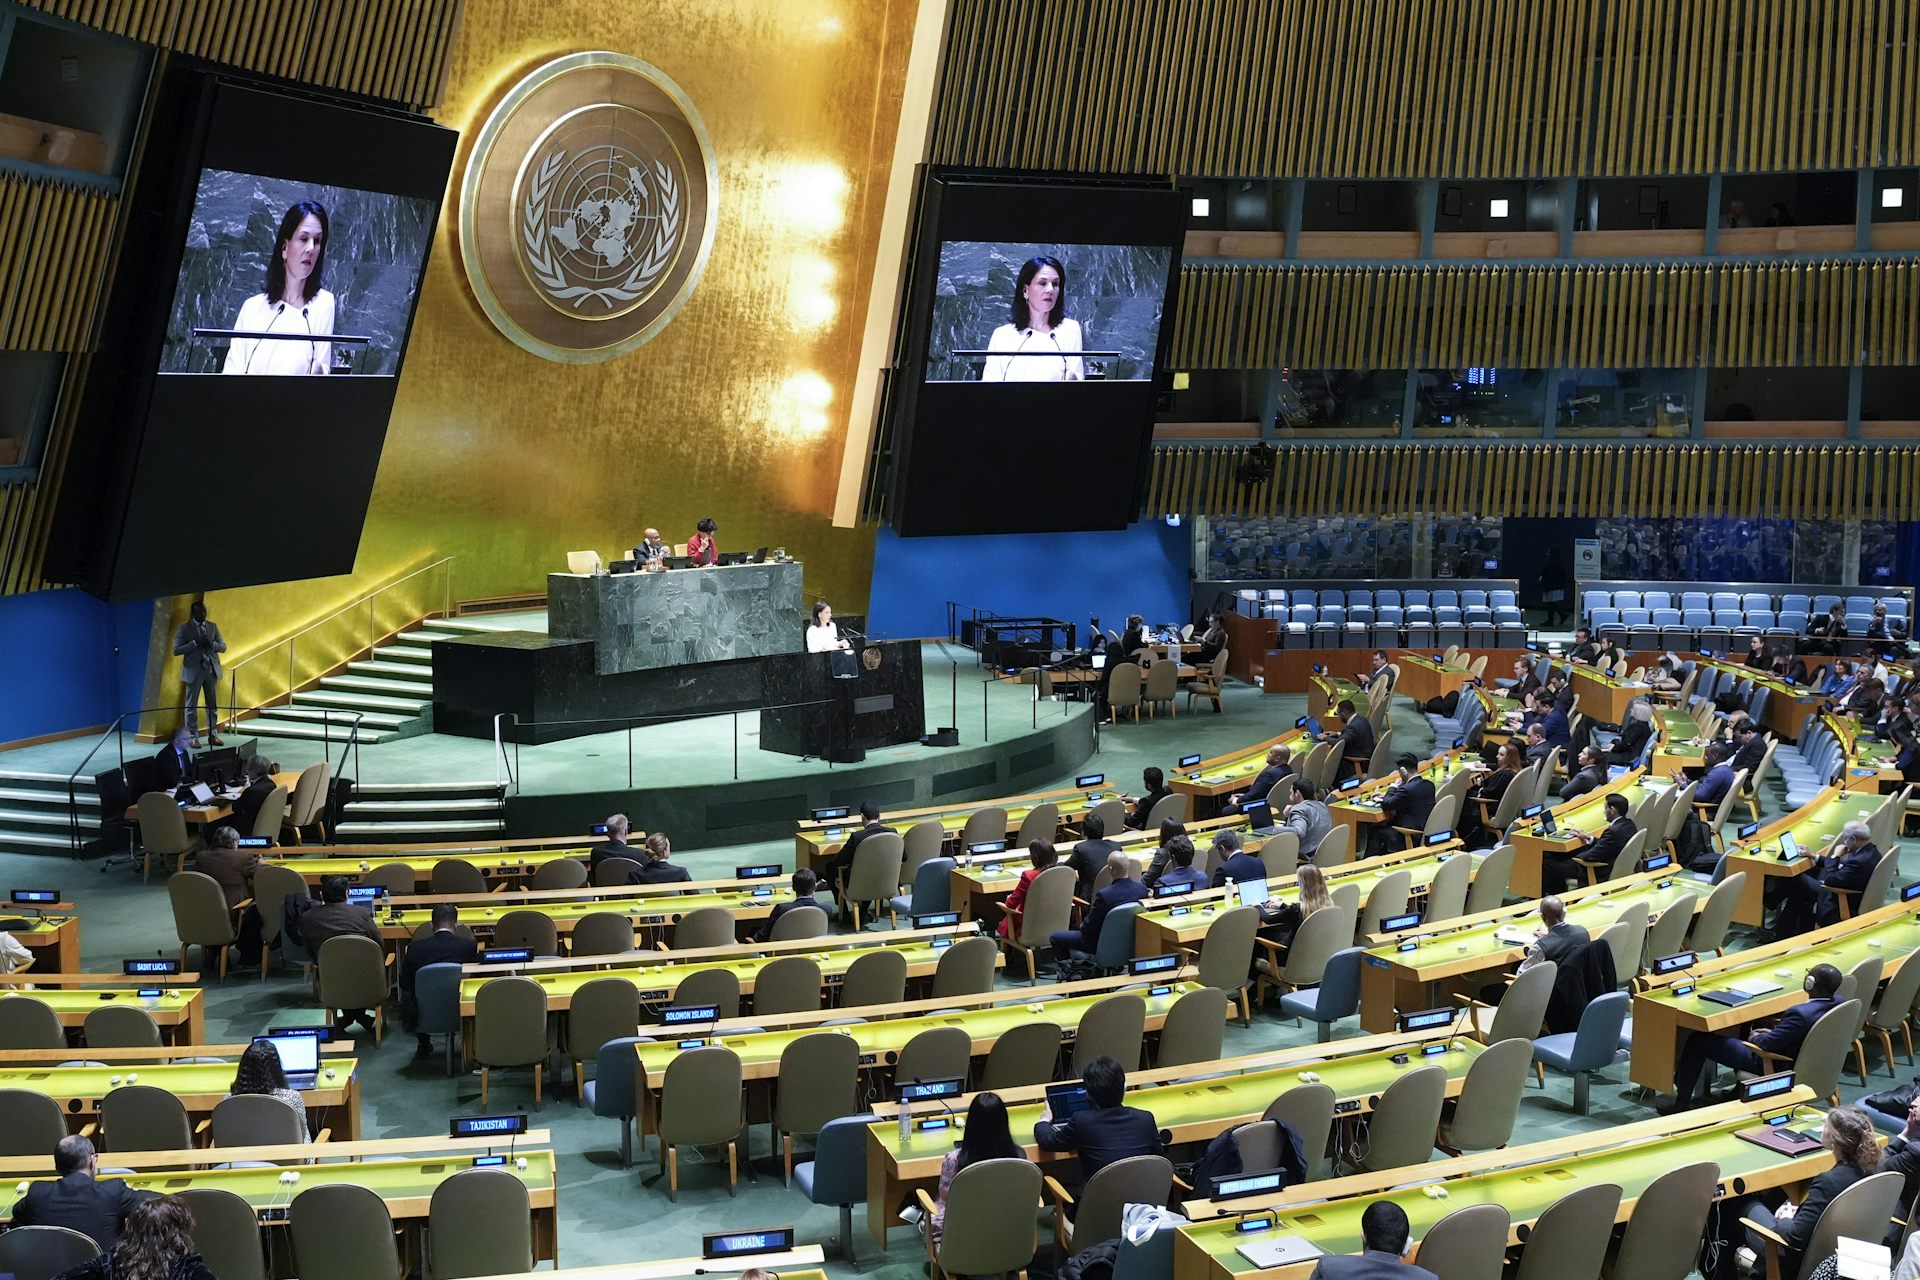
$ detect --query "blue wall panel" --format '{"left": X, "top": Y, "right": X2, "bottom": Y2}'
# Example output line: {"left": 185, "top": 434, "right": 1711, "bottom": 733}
{"left": 867, "top": 520, "right": 1191, "bottom": 643}
{"left": 0, "top": 590, "right": 152, "bottom": 744}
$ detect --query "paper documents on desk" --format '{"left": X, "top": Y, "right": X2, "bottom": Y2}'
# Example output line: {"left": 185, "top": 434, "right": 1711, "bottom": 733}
{"left": 1495, "top": 925, "right": 1537, "bottom": 946}
{"left": 1727, "top": 976, "right": 1784, "bottom": 998}
{"left": 1236, "top": 1236, "right": 1325, "bottom": 1268}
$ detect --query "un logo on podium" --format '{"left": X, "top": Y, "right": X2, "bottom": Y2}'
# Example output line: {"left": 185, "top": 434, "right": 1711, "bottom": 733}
{"left": 460, "top": 52, "right": 717, "bottom": 363}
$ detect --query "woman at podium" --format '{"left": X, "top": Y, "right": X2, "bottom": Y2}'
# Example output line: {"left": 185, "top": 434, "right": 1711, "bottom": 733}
{"left": 806, "top": 601, "right": 851, "bottom": 653}
{"left": 223, "top": 200, "right": 335, "bottom": 376}
{"left": 980, "top": 255, "right": 1084, "bottom": 383}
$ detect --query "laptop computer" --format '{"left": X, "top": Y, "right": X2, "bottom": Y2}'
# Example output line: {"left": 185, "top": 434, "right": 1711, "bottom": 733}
{"left": 609, "top": 559, "right": 638, "bottom": 574}
{"left": 1235, "top": 1235, "right": 1325, "bottom": 1269}
{"left": 255, "top": 1029, "right": 323, "bottom": 1090}
{"left": 1235, "top": 877, "right": 1270, "bottom": 909}
{"left": 750, "top": 547, "right": 770, "bottom": 563}
{"left": 1043, "top": 1082, "right": 1094, "bottom": 1122}
{"left": 1090, "top": 653, "right": 1107, "bottom": 670}
{"left": 664, "top": 556, "right": 694, "bottom": 569}
{"left": 1240, "top": 799, "right": 1275, "bottom": 832}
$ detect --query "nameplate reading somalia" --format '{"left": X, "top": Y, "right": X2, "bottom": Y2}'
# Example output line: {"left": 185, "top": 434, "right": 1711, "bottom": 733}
{"left": 460, "top": 52, "right": 718, "bottom": 363}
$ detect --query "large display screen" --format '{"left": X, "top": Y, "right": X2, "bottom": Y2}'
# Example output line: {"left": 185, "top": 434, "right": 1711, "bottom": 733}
{"left": 47, "top": 68, "right": 456, "bottom": 600}
{"left": 882, "top": 172, "right": 1185, "bottom": 537}
{"left": 158, "top": 170, "right": 438, "bottom": 376}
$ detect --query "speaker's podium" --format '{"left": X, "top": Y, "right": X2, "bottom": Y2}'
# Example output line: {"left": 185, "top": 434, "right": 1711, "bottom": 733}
{"left": 759, "top": 639, "right": 925, "bottom": 763}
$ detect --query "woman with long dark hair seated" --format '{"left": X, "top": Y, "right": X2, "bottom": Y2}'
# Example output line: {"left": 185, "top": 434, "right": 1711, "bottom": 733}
{"left": 229, "top": 1038, "right": 309, "bottom": 1139}
{"left": 56, "top": 1195, "right": 215, "bottom": 1280}
{"left": 928, "top": 1092, "right": 1029, "bottom": 1245}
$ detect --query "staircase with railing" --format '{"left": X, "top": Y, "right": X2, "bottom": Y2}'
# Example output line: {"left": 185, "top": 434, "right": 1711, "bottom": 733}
{"left": 223, "top": 558, "right": 456, "bottom": 746}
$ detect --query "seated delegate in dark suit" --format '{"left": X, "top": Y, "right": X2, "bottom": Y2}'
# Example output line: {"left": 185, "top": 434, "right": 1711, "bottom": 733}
{"left": 1515, "top": 896, "right": 1590, "bottom": 973}
{"left": 1808, "top": 604, "right": 1848, "bottom": 653}
{"left": 1052, "top": 854, "right": 1148, "bottom": 962}
{"left": 1566, "top": 629, "right": 1600, "bottom": 665}
{"left": 1534, "top": 702, "right": 1571, "bottom": 754}
{"left": 1777, "top": 821, "right": 1881, "bottom": 934}
{"left": 225, "top": 757, "right": 279, "bottom": 835}
{"left": 13, "top": 1136, "right": 153, "bottom": 1249}
{"left": 1608, "top": 704, "right": 1654, "bottom": 766}
{"left": 1125, "top": 767, "right": 1171, "bottom": 830}
{"left": 1459, "top": 743, "right": 1522, "bottom": 846}
{"left": 1557, "top": 747, "right": 1608, "bottom": 803}
{"left": 1370, "top": 754, "right": 1436, "bottom": 855}
{"left": 825, "top": 802, "right": 886, "bottom": 894}
{"left": 1728, "top": 1105, "right": 1881, "bottom": 1278}
{"left": 1230, "top": 745, "right": 1294, "bottom": 808}
{"left": 1688, "top": 743, "right": 1737, "bottom": 811}
{"left": 1309, "top": 1201, "right": 1439, "bottom": 1280}
{"left": 1869, "top": 604, "right": 1908, "bottom": 641}
{"left": 401, "top": 904, "right": 478, "bottom": 1057}
{"left": 1665, "top": 963, "right": 1841, "bottom": 1109}
{"left": 153, "top": 729, "right": 194, "bottom": 792}
{"left": 1034, "top": 1055, "right": 1161, "bottom": 1187}
{"left": 1730, "top": 724, "right": 1768, "bottom": 777}
{"left": 633, "top": 833, "right": 693, "bottom": 886}
{"left": 587, "top": 814, "right": 638, "bottom": 877}
{"left": 1065, "top": 812, "right": 1122, "bottom": 897}
{"left": 756, "top": 869, "right": 825, "bottom": 941}
{"left": 1208, "top": 832, "right": 1267, "bottom": 888}
{"left": 301, "top": 876, "right": 384, "bottom": 1032}
{"left": 1326, "top": 702, "right": 1374, "bottom": 781}
{"left": 1520, "top": 725, "right": 1554, "bottom": 768}
{"left": 1558, "top": 793, "right": 1635, "bottom": 891}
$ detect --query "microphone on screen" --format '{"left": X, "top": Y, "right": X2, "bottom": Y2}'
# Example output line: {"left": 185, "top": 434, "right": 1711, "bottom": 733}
{"left": 243, "top": 301, "right": 287, "bottom": 374}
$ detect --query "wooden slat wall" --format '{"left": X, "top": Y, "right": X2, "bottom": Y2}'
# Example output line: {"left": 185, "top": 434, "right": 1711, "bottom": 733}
{"left": 1171, "top": 259, "right": 1920, "bottom": 370}
{"left": 932, "top": 0, "right": 1920, "bottom": 176}
{"left": 1145, "top": 443, "right": 1920, "bottom": 522}
{"left": 0, "top": 175, "right": 116, "bottom": 350}
{"left": 16, "top": 0, "right": 464, "bottom": 111}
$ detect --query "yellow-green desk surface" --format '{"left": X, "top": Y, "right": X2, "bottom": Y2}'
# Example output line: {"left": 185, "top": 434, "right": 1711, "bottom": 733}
{"left": 264, "top": 847, "right": 588, "bottom": 883}
{"left": 457, "top": 937, "right": 986, "bottom": 1013}
{"left": 796, "top": 788, "right": 1119, "bottom": 867}
{"left": 1, "top": 987, "right": 203, "bottom": 1041}
{"left": 637, "top": 982, "right": 1200, "bottom": 1091}
{"left": 1171, "top": 1099, "right": 1834, "bottom": 1279}
{"left": 863, "top": 1033, "right": 1488, "bottom": 1248}
{"left": 1358, "top": 868, "right": 1710, "bottom": 1033}
{"left": 1629, "top": 899, "right": 1920, "bottom": 1090}
{"left": 1721, "top": 785, "right": 1882, "bottom": 924}
{"left": 2, "top": 914, "right": 81, "bottom": 972}
{"left": 1170, "top": 731, "right": 1314, "bottom": 801}
{"left": 1327, "top": 751, "right": 1478, "bottom": 833}
{"left": 952, "top": 816, "right": 1252, "bottom": 918}
{"left": 1133, "top": 843, "right": 1476, "bottom": 956}
{"left": 1506, "top": 772, "right": 1672, "bottom": 899}
{"left": 0, "top": 1058, "right": 361, "bottom": 1137}
{"left": 376, "top": 888, "right": 776, "bottom": 942}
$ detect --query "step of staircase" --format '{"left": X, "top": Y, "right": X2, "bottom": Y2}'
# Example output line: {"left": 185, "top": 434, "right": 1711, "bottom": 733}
{"left": 431, "top": 618, "right": 518, "bottom": 635}
{"left": 236, "top": 717, "right": 395, "bottom": 745}
{"left": 260, "top": 706, "right": 414, "bottom": 731}
{"left": 372, "top": 644, "right": 434, "bottom": 664}
{"left": 353, "top": 780, "right": 503, "bottom": 799}
{"left": 346, "top": 659, "right": 433, "bottom": 680}
{"left": 319, "top": 673, "right": 433, "bottom": 697}
{"left": 292, "top": 690, "right": 429, "bottom": 714}
{"left": 334, "top": 817, "right": 506, "bottom": 839}
{"left": 0, "top": 770, "right": 102, "bottom": 857}
{"left": 235, "top": 617, "right": 461, "bottom": 746}
{"left": 344, "top": 797, "right": 502, "bottom": 816}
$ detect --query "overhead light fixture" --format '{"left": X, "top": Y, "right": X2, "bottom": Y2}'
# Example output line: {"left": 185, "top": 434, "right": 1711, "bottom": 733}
{"left": 1882, "top": 186, "right": 1905, "bottom": 209}
{"left": 1191, "top": 197, "right": 1211, "bottom": 217}
{"left": 1489, "top": 198, "right": 1511, "bottom": 218}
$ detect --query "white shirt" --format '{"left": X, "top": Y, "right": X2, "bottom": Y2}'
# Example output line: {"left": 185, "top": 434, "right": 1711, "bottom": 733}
{"left": 223, "top": 290, "right": 336, "bottom": 375}
{"left": 0, "top": 931, "right": 31, "bottom": 974}
{"left": 981, "top": 318, "right": 1084, "bottom": 382}
{"left": 807, "top": 623, "right": 847, "bottom": 653}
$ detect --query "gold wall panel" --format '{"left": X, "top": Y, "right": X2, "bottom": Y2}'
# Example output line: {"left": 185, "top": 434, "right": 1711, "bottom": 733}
{"left": 176, "top": 0, "right": 919, "bottom": 716}
{"left": 0, "top": 174, "right": 116, "bottom": 351}
{"left": 932, "top": 0, "right": 1920, "bottom": 177}
{"left": 1171, "top": 259, "right": 1920, "bottom": 370}
{"left": 1147, "top": 443, "right": 1920, "bottom": 523}
{"left": 18, "top": 0, "right": 463, "bottom": 110}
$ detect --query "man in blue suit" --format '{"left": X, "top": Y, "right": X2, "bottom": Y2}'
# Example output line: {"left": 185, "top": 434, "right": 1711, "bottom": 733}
{"left": 1051, "top": 852, "right": 1147, "bottom": 963}
{"left": 1370, "top": 753, "right": 1436, "bottom": 855}
{"left": 1776, "top": 821, "right": 1882, "bottom": 935}
{"left": 1034, "top": 1054, "right": 1161, "bottom": 1187}
{"left": 1209, "top": 830, "right": 1268, "bottom": 889}
{"left": 1662, "top": 963, "right": 1842, "bottom": 1111}
{"left": 1309, "top": 1201, "right": 1439, "bottom": 1279}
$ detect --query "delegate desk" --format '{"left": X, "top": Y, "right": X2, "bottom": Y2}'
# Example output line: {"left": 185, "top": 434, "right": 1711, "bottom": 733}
{"left": 794, "top": 779, "right": 1124, "bottom": 873}
{"left": 1698, "top": 658, "right": 1826, "bottom": 741}
{"left": 951, "top": 815, "right": 1253, "bottom": 923}
{"left": 1649, "top": 706, "right": 1713, "bottom": 774}
{"left": 549, "top": 560, "right": 804, "bottom": 675}
{"left": 1568, "top": 665, "right": 1653, "bottom": 726}
{"left": 1628, "top": 898, "right": 1920, "bottom": 1092}
{"left": 374, "top": 879, "right": 789, "bottom": 949}
{"left": 1718, "top": 783, "right": 1882, "bottom": 925}
{"left": 0, "top": 975, "right": 205, "bottom": 1043}
{"left": 1823, "top": 712, "right": 1905, "bottom": 790}
{"left": 0, "top": 906, "right": 81, "bottom": 972}
{"left": 636, "top": 981, "right": 1207, "bottom": 1145}
{"left": 1132, "top": 840, "right": 1476, "bottom": 959}
{"left": 1391, "top": 653, "right": 1472, "bottom": 706}
{"left": 1171, "top": 1091, "right": 1834, "bottom": 1280}
{"left": 456, "top": 926, "right": 994, "bottom": 1030}
{"left": 1505, "top": 770, "right": 1671, "bottom": 899}
{"left": 0, "top": 1133, "right": 559, "bottom": 1267}
{"left": 1357, "top": 868, "right": 1711, "bottom": 1033}
{"left": 123, "top": 772, "right": 302, "bottom": 827}
{"left": 0, "top": 1051, "right": 362, "bottom": 1138}
{"left": 473, "top": 1259, "right": 826, "bottom": 1280}
{"left": 1306, "top": 675, "right": 1362, "bottom": 721}
{"left": 1171, "top": 731, "right": 1314, "bottom": 812}
{"left": 864, "top": 1029, "right": 1489, "bottom": 1248}
{"left": 263, "top": 842, "right": 599, "bottom": 889}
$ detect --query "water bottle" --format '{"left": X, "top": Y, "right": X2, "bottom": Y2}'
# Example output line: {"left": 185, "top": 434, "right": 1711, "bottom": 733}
{"left": 898, "top": 1092, "right": 912, "bottom": 1144}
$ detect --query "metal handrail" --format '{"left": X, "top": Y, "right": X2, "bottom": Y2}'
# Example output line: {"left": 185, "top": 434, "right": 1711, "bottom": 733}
{"left": 492, "top": 699, "right": 843, "bottom": 794}
{"left": 223, "top": 556, "right": 454, "bottom": 721}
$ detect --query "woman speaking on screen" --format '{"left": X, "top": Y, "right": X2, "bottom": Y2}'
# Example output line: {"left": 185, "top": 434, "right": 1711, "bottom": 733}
{"left": 223, "top": 200, "right": 335, "bottom": 375}
{"left": 980, "top": 255, "right": 1084, "bottom": 382}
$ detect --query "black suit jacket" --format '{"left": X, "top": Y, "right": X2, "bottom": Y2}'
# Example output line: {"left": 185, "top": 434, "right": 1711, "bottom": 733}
{"left": 1378, "top": 775, "right": 1436, "bottom": 830}
{"left": 1127, "top": 786, "right": 1172, "bottom": 830}
{"left": 1534, "top": 921, "right": 1592, "bottom": 966}
{"left": 1078, "top": 878, "right": 1149, "bottom": 950}
{"left": 1035, "top": 1102, "right": 1161, "bottom": 1182}
{"left": 587, "top": 840, "right": 636, "bottom": 876}
{"left": 12, "top": 1172, "right": 152, "bottom": 1250}
{"left": 1579, "top": 816, "right": 1639, "bottom": 872}
{"left": 1067, "top": 838, "right": 1122, "bottom": 895}
{"left": 633, "top": 860, "right": 692, "bottom": 885}
{"left": 756, "top": 894, "right": 824, "bottom": 942}
{"left": 1336, "top": 714, "right": 1375, "bottom": 766}
{"left": 1210, "top": 851, "right": 1269, "bottom": 889}
{"left": 1750, "top": 996, "right": 1839, "bottom": 1058}
{"left": 153, "top": 745, "right": 192, "bottom": 791}
{"left": 400, "top": 927, "right": 478, "bottom": 995}
{"left": 230, "top": 778, "right": 277, "bottom": 835}
{"left": 1609, "top": 718, "right": 1653, "bottom": 764}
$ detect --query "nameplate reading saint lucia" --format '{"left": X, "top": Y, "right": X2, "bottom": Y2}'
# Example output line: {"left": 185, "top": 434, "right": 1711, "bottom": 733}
{"left": 459, "top": 52, "right": 718, "bottom": 363}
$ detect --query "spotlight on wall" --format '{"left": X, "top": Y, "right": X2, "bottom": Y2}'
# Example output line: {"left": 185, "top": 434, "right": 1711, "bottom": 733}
{"left": 1191, "top": 197, "right": 1211, "bottom": 217}
{"left": 1165, "top": 513, "right": 1183, "bottom": 528}
{"left": 1489, "top": 198, "right": 1511, "bottom": 218}
{"left": 1883, "top": 186, "right": 1906, "bottom": 209}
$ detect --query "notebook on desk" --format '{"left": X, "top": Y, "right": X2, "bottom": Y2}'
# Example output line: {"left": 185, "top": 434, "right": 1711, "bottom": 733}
{"left": 1736, "top": 1124, "right": 1826, "bottom": 1156}
{"left": 1235, "top": 1236, "right": 1325, "bottom": 1268}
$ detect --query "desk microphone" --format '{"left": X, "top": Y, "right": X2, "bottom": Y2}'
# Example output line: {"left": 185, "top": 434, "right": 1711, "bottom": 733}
{"left": 243, "top": 302, "right": 286, "bottom": 374}
{"left": 913, "top": 1076, "right": 959, "bottom": 1129}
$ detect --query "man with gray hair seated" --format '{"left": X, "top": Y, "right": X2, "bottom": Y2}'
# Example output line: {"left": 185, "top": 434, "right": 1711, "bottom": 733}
{"left": 1776, "top": 819, "right": 1882, "bottom": 935}
{"left": 9, "top": 1135, "right": 152, "bottom": 1249}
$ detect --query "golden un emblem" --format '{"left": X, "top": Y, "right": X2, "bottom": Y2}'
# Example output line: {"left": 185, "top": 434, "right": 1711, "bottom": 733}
{"left": 459, "top": 52, "right": 718, "bottom": 363}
